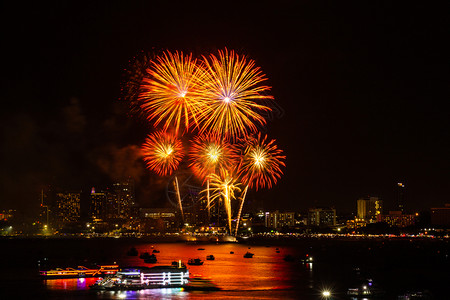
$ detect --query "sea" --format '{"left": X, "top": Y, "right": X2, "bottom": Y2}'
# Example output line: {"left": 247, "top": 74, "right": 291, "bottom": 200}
{"left": 0, "top": 237, "right": 448, "bottom": 299}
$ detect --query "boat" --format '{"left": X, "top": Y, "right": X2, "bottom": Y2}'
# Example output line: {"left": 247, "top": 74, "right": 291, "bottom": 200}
{"left": 140, "top": 252, "right": 151, "bottom": 259}
{"left": 244, "top": 252, "right": 254, "bottom": 258}
{"left": 152, "top": 249, "right": 160, "bottom": 253}
{"left": 90, "top": 262, "right": 189, "bottom": 290}
{"left": 276, "top": 250, "right": 281, "bottom": 253}
{"left": 40, "top": 265, "right": 119, "bottom": 279}
{"left": 197, "top": 248, "right": 205, "bottom": 250}
{"left": 144, "top": 254, "right": 157, "bottom": 263}
{"left": 183, "top": 277, "right": 221, "bottom": 291}
{"left": 347, "top": 279, "right": 385, "bottom": 298}
{"left": 187, "top": 258, "right": 204, "bottom": 265}
{"left": 126, "top": 247, "right": 138, "bottom": 256}
{"left": 206, "top": 255, "right": 215, "bottom": 260}
{"left": 230, "top": 251, "right": 234, "bottom": 254}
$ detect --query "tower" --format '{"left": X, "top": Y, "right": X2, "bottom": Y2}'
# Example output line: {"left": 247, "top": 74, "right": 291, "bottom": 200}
{"left": 397, "top": 183, "right": 405, "bottom": 213}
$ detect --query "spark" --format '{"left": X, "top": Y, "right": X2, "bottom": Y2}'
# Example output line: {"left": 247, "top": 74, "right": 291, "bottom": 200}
{"left": 198, "top": 49, "right": 273, "bottom": 140}
{"left": 139, "top": 51, "right": 208, "bottom": 135}
{"left": 141, "top": 130, "right": 184, "bottom": 176}
{"left": 237, "top": 133, "right": 286, "bottom": 190}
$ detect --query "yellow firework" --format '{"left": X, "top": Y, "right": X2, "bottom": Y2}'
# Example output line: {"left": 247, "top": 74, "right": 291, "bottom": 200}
{"left": 198, "top": 49, "right": 273, "bottom": 140}
{"left": 204, "top": 172, "right": 241, "bottom": 233}
{"left": 189, "top": 134, "right": 237, "bottom": 181}
{"left": 237, "top": 133, "right": 285, "bottom": 190}
{"left": 141, "top": 130, "right": 184, "bottom": 176}
{"left": 139, "top": 51, "right": 208, "bottom": 135}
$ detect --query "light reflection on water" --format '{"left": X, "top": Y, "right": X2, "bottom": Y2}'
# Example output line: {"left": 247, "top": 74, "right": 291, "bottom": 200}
{"left": 43, "top": 243, "right": 306, "bottom": 299}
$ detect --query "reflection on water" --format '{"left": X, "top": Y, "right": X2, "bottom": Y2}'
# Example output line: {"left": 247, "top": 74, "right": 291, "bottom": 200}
{"left": 43, "top": 243, "right": 307, "bottom": 299}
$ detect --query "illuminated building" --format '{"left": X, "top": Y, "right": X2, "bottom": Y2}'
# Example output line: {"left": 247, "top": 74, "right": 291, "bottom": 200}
{"left": 265, "top": 210, "right": 295, "bottom": 229}
{"left": 346, "top": 218, "right": 367, "bottom": 230}
{"left": 397, "top": 183, "right": 405, "bottom": 213}
{"left": 111, "top": 178, "right": 135, "bottom": 219}
{"left": 90, "top": 187, "right": 107, "bottom": 220}
{"left": 357, "top": 196, "right": 383, "bottom": 222}
{"left": 139, "top": 208, "right": 178, "bottom": 232}
{"left": 377, "top": 211, "right": 415, "bottom": 227}
{"left": 0, "top": 209, "right": 15, "bottom": 221}
{"left": 55, "top": 192, "right": 81, "bottom": 227}
{"left": 308, "top": 207, "right": 336, "bottom": 227}
{"left": 430, "top": 204, "right": 450, "bottom": 226}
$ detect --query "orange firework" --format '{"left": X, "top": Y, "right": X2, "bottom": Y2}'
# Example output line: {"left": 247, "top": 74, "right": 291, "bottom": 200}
{"left": 141, "top": 130, "right": 184, "bottom": 176}
{"left": 237, "top": 133, "right": 285, "bottom": 190}
{"left": 189, "top": 135, "right": 237, "bottom": 181}
{"left": 198, "top": 49, "right": 273, "bottom": 140}
{"left": 139, "top": 51, "right": 208, "bottom": 135}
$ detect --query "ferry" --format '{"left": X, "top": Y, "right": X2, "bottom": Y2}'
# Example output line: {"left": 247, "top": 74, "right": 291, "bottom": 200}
{"left": 40, "top": 265, "right": 119, "bottom": 279}
{"left": 90, "top": 261, "right": 189, "bottom": 290}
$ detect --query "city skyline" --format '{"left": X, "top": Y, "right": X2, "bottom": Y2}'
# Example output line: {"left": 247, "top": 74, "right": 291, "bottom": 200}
{"left": 1, "top": 2, "right": 448, "bottom": 215}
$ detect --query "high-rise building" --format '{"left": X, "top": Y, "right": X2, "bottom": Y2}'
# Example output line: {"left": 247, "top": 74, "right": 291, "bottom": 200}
{"left": 357, "top": 196, "right": 383, "bottom": 221}
{"left": 55, "top": 192, "right": 81, "bottom": 227}
{"left": 308, "top": 207, "right": 336, "bottom": 227}
{"left": 397, "top": 183, "right": 405, "bottom": 213}
{"left": 265, "top": 210, "right": 295, "bottom": 229}
{"left": 111, "top": 178, "right": 135, "bottom": 219}
{"left": 377, "top": 211, "right": 415, "bottom": 227}
{"left": 90, "top": 187, "right": 107, "bottom": 220}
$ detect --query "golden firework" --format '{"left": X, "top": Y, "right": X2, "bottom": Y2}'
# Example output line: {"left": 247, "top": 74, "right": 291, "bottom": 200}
{"left": 237, "top": 133, "right": 285, "bottom": 190}
{"left": 189, "top": 134, "right": 237, "bottom": 181}
{"left": 141, "top": 130, "right": 184, "bottom": 176}
{"left": 198, "top": 49, "right": 273, "bottom": 140}
{"left": 140, "top": 51, "right": 208, "bottom": 135}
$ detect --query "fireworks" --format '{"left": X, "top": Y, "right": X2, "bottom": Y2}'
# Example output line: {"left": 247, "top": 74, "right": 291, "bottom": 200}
{"left": 140, "top": 51, "right": 208, "bottom": 135}
{"left": 141, "top": 130, "right": 184, "bottom": 176}
{"left": 127, "top": 48, "right": 286, "bottom": 234}
{"left": 189, "top": 134, "right": 237, "bottom": 181}
{"left": 205, "top": 172, "right": 241, "bottom": 233}
{"left": 198, "top": 49, "right": 273, "bottom": 140}
{"left": 237, "top": 133, "right": 286, "bottom": 190}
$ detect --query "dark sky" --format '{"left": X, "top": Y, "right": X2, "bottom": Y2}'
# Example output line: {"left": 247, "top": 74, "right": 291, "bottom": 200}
{"left": 1, "top": 1, "right": 448, "bottom": 215}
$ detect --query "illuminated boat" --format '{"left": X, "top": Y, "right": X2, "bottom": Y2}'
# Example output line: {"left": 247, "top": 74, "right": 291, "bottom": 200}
{"left": 40, "top": 265, "right": 119, "bottom": 279}
{"left": 90, "top": 262, "right": 189, "bottom": 290}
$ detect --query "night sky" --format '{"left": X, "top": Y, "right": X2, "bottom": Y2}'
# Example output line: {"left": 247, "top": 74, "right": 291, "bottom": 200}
{"left": 1, "top": 1, "right": 448, "bottom": 215}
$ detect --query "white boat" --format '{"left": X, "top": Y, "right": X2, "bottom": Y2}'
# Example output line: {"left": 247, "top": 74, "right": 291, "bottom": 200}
{"left": 90, "top": 262, "right": 189, "bottom": 290}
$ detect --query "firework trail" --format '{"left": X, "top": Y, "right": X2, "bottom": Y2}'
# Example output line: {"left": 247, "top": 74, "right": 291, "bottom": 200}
{"left": 140, "top": 51, "right": 208, "bottom": 135}
{"left": 205, "top": 172, "right": 241, "bottom": 233}
{"left": 198, "top": 49, "right": 273, "bottom": 140}
{"left": 141, "top": 130, "right": 184, "bottom": 176}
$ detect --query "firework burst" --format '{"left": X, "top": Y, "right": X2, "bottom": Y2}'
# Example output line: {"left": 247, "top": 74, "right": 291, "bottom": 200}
{"left": 237, "top": 133, "right": 286, "bottom": 190}
{"left": 141, "top": 130, "right": 184, "bottom": 176}
{"left": 198, "top": 49, "right": 273, "bottom": 140}
{"left": 140, "top": 51, "right": 208, "bottom": 135}
{"left": 189, "top": 134, "right": 237, "bottom": 181}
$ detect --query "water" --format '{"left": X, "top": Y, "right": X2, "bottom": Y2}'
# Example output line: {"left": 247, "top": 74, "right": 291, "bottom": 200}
{"left": 0, "top": 237, "right": 448, "bottom": 299}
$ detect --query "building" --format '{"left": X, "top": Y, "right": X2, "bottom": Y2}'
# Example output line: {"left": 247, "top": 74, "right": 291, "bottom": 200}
{"left": 308, "top": 207, "right": 336, "bottom": 227}
{"left": 90, "top": 188, "right": 107, "bottom": 220}
{"left": 139, "top": 208, "right": 178, "bottom": 232}
{"left": 265, "top": 211, "right": 295, "bottom": 229}
{"left": 111, "top": 179, "right": 135, "bottom": 219}
{"left": 346, "top": 218, "right": 367, "bottom": 230}
{"left": 397, "top": 183, "right": 405, "bottom": 213}
{"left": 430, "top": 204, "right": 450, "bottom": 226}
{"left": 55, "top": 192, "right": 81, "bottom": 227}
{"left": 377, "top": 211, "right": 415, "bottom": 227}
{"left": 357, "top": 196, "right": 383, "bottom": 222}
